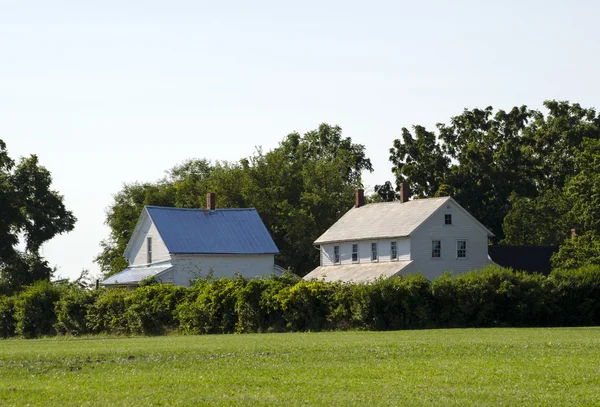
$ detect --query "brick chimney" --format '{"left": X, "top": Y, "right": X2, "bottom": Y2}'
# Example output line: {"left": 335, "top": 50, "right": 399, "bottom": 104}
{"left": 400, "top": 182, "right": 410, "bottom": 203}
{"left": 354, "top": 188, "right": 365, "bottom": 208}
{"left": 206, "top": 192, "right": 216, "bottom": 211}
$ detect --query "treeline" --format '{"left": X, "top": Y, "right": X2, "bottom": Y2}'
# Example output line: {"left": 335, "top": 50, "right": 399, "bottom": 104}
{"left": 2, "top": 265, "right": 599, "bottom": 339}
{"left": 96, "top": 101, "right": 600, "bottom": 279}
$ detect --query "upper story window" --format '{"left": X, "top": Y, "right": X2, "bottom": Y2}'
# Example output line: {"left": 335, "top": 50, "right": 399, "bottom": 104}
{"left": 445, "top": 214, "right": 452, "bottom": 225}
{"left": 457, "top": 240, "right": 467, "bottom": 258}
{"left": 147, "top": 236, "right": 153, "bottom": 264}
{"left": 432, "top": 240, "right": 441, "bottom": 258}
{"left": 390, "top": 241, "right": 397, "bottom": 260}
{"left": 352, "top": 244, "right": 359, "bottom": 263}
{"left": 371, "top": 243, "right": 378, "bottom": 262}
{"left": 334, "top": 245, "right": 340, "bottom": 264}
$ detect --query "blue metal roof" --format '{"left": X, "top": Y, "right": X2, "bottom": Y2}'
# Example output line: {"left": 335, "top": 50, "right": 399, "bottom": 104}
{"left": 100, "top": 263, "right": 173, "bottom": 285}
{"left": 145, "top": 206, "right": 279, "bottom": 255}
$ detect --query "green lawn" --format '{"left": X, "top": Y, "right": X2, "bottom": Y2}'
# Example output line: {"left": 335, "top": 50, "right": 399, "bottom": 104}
{"left": 1, "top": 328, "right": 599, "bottom": 406}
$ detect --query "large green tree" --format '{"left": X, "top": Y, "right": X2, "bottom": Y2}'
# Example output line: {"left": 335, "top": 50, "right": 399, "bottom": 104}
{"left": 389, "top": 101, "right": 600, "bottom": 244}
{"left": 96, "top": 124, "right": 372, "bottom": 277}
{"left": 0, "top": 140, "right": 76, "bottom": 291}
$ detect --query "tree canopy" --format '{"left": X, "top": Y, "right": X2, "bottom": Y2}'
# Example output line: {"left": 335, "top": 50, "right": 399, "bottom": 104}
{"left": 96, "top": 124, "right": 372, "bottom": 278}
{"left": 0, "top": 140, "right": 76, "bottom": 292}
{"left": 388, "top": 101, "right": 600, "bottom": 246}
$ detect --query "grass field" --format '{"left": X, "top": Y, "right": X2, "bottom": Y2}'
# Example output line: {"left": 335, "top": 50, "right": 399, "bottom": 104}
{"left": 1, "top": 328, "right": 599, "bottom": 406}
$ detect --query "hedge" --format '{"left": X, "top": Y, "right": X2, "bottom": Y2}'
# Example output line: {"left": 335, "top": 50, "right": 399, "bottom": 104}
{"left": 1, "top": 265, "right": 600, "bottom": 339}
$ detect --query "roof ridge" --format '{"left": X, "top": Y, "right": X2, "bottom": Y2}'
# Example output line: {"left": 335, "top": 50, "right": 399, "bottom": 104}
{"left": 145, "top": 206, "right": 256, "bottom": 212}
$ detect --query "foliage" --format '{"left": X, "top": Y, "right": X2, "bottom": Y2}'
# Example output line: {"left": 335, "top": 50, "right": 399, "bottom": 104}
{"left": 388, "top": 100, "right": 600, "bottom": 243}
{"left": 551, "top": 232, "right": 600, "bottom": 270}
{"left": 550, "top": 265, "right": 600, "bottom": 326}
{"left": 124, "top": 284, "right": 186, "bottom": 334}
{"left": 0, "top": 140, "right": 76, "bottom": 291}
{"left": 54, "top": 286, "right": 98, "bottom": 336}
{"left": 430, "top": 266, "right": 553, "bottom": 327}
{"left": 3, "top": 265, "right": 600, "bottom": 339}
{"left": 96, "top": 124, "right": 372, "bottom": 277}
{"left": 0, "top": 295, "right": 16, "bottom": 338}
{"left": 13, "top": 281, "right": 63, "bottom": 338}
{"left": 85, "top": 288, "right": 129, "bottom": 334}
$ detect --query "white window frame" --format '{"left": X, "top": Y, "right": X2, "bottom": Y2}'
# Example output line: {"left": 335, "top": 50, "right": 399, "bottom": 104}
{"left": 456, "top": 239, "right": 468, "bottom": 259}
{"left": 390, "top": 241, "right": 397, "bottom": 261}
{"left": 147, "top": 236, "right": 153, "bottom": 264}
{"left": 333, "top": 245, "right": 340, "bottom": 264}
{"left": 431, "top": 240, "right": 441, "bottom": 259}
{"left": 444, "top": 213, "right": 452, "bottom": 225}
{"left": 371, "top": 242, "right": 378, "bottom": 262}
{"left": 351, "top": 243, "right": 359, "bottom": 263}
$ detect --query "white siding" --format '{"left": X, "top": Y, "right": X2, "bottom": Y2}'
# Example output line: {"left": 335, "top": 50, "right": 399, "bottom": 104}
{"left": 408, "top": 202, "right": 490, "bottom": 280}
{"left": 164, "top": 254, "right": 276, "bottom": 286}
{"left": 320, "top": 238, "right": 410, "bottom": 266}
{"left": 127, "top": 216, "right": 170, "bottom": 266}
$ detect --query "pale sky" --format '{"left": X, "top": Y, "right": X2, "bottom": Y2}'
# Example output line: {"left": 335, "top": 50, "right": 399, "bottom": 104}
{"left": 2, "top": 0, "right": 599, "bottom": 280}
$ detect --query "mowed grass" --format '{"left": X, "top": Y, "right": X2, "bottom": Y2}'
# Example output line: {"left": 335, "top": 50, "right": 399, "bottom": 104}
{"left": 1, "top": 328, "right": 600, "bottom": 406}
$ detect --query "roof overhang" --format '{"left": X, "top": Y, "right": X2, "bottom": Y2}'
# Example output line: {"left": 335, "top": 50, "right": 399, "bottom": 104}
{"left": 303, "top": 261, "right": 412, "bottom": 283}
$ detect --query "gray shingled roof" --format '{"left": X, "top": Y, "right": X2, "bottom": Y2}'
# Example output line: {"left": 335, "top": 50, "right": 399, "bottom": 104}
{"left": 314, "top": 197, "right": 452, "bottom": 245}
{"left": 100, "top": 263, "right": 173, "bottom": 286}
{"left": 303, "top": 261, "right": 412, "bottom": 283}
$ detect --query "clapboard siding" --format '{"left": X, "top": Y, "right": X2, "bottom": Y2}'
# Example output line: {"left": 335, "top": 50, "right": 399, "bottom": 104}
{"left": 168, "top": 254, "right": 276, "bottom": 286}
{"left": 409, "top": 202, "right": 490, "bottom": 280}
{"left": 128, "top": 214, "right": 170, "bottom": 265}
{"left": 320, "top": 238, "right": 410, "bottom": 266}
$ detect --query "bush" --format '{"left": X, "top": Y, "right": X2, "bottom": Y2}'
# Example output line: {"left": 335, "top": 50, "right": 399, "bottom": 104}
{"left": 86, "top": 288, "right": 129, "bottom": 334}
{"left": 351, "top": 275, "right": 433, "bottom": 331}
{"left": 176, "top": 277, "right": 246, "bottom": 334}
{"left": 54, "top": 286, "right": 98, "bottom": 335}
{"left": 550, "top": 265, "right": 600, "bottom": 326}
{"left": 125, "top": 284, "right": 186, "bottom": 334}
{"left": 14, "top": 281, "right": 63, "bottom": 338}
{"left": 0, "top": 296, "right": 16, "bottom": 338}
{"left": 430, "top": 265, "right": 554, "bottom": 328}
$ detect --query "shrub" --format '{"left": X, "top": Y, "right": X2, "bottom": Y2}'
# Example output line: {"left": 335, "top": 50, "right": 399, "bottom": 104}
{"left": 351, "top": 275, "right": 432, "bottom": 331}
{"left": 550, "top": 265, "right": 600, "bottom": 326}
{"left": 0, "top": 296, "right": 16, "bottom": 338}
{"left": 125, "top": 284, "right": 186, "bottom": 334}
{"left": 276, "top": 280, "right": 337, "bottom": 331}
{"left": 54, "top": 286, "right": 98, "bottom": 335}
{"left": 14, "top": 281, "right": 63, "bottom": 338}
{"left": 176, "top": 277, "right": 246, "bottom": 334}
{"left": 430, "top": 265, "right": 554, "bottom": 328}
{"left": 86, "top": 288, "right": 129, "bottom": 334}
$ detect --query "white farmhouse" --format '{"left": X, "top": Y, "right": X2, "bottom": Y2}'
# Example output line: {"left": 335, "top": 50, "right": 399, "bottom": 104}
{"left": 100, "top": 193, "right": 282, "bottom": 288}
{"left": 304, "top": 186, "right": 494, "bottom": 282}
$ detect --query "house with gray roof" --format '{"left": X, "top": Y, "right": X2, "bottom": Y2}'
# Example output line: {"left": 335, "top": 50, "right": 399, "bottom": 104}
{"left": 101, "top": 193, "right": 282, "bottom": 288}
{"left": 304, "top": 186, "right": 494, "bottom": 283}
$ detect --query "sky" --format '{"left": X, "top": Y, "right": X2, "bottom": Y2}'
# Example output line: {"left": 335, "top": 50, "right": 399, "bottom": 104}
{"left": 1, "top": 0, "right": 599, "bottom": 280}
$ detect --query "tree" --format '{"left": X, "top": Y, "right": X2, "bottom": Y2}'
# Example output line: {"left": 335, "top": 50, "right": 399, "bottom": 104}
{"left": 389, "top": 126, "right": 449, "bottom": 198}
{"left": 501, "top": 190, "right": 571, "bottom": 246}
{"left": 372, "top": 181, "right": 397, "bottom": 202}
{"left": 0, "top": 140, "right": 76, "bottom": 291}
{"left": 388, "top": 101, "right": 600, "bottom": 243}
{"left": 96, "top": 124, "right": 372, "bottom": 277}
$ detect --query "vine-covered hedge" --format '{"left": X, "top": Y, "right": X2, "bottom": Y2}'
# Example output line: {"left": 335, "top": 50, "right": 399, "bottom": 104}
{"left": 1, "top": 264, "right": 600, "bottom": 339}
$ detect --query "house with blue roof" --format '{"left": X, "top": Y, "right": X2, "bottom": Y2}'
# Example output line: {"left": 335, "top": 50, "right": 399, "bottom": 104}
{"left": 100, "top": 193, "right": 282, "bottom": 288}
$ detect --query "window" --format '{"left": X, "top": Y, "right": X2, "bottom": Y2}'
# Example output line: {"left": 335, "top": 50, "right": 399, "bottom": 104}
{"left": 371, "top": 243, "right": 378, "bottom": 261}
{"left": 147, "top": 237, "right": 152, "bottom": 264}
{"left": 352, "top": 244, "right": 359, "bottom": 263}
{"left": 431, "top": 240, "right": 441, "bottom": 258}
{"left": 390, "top": 241, "right": 397, "bottom": 260}
{"left": 445, "top": 214, "right": 452, "bottom": 225}
{"left": 334, "top": 245, "right": 340, "bottom": 264}
{"left": 457, "top": 240, "right": 467, "bottom": 258}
